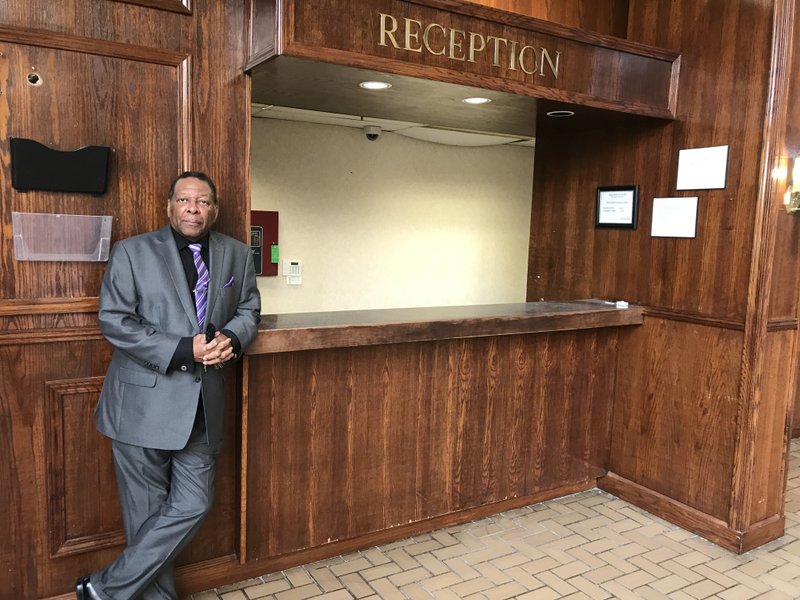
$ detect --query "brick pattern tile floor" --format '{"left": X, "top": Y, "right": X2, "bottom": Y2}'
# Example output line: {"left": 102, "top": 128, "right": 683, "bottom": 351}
{"left": 193, "top": 439, "right": 800, "bottom": 599}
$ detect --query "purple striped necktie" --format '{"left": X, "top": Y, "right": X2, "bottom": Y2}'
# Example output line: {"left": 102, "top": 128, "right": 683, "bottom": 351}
{"left": 188, "top": 243, "right": 210, "bottom": 329}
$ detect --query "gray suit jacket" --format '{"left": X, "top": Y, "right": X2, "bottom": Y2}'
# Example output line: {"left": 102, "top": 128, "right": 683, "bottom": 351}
{"left": 95, "top": 224, "right": 261, "bottom": 450}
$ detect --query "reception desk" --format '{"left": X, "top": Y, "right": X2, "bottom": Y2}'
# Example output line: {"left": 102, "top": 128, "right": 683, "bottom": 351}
{"left": 240, "top": 301, "right": 643, "bottom": 569}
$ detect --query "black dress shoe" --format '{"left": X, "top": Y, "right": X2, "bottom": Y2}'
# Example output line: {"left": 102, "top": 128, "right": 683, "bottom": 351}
{"left": 76, "top": 577, "right": 90, "bottom": 600}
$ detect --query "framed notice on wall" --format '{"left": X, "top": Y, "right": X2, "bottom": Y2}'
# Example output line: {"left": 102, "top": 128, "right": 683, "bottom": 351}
{"left": 596, "top": 185, "right": 639, "bottom": 229}
{"left": 651, "top": 197, "right": 698, "bottom": 238}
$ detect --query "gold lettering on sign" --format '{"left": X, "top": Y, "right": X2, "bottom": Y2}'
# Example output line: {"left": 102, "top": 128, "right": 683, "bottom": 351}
{"left": 378, "top": 13, "right": 560, "bottom": 79}
{"left": 380, "top": 13, "right": 400, "bottom": 48}
{"left": 405, "top": 18, "right": 423, "bottom": 53}
{"left": 449, "top": 28, "right": 466, "bottom": 61}
{"left": 468, "top": 32, "right": 485, "bottom": 63}
{"left": 423, "top": 23, "right": 446, "bottom": 56}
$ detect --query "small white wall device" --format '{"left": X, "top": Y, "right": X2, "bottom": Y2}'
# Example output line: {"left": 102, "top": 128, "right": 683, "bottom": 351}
{"left": 283, "top": 259, "right": 302, "bottom": 285}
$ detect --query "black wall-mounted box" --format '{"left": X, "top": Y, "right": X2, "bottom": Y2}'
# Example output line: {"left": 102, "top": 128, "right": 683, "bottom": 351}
{"left": 10, "top": 137, "right": 111, "bottom": 195}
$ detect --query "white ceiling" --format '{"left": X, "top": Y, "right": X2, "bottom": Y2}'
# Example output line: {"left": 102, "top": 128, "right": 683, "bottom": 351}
{"left": 251, "top": 104, "right": 536, "bottom": 148}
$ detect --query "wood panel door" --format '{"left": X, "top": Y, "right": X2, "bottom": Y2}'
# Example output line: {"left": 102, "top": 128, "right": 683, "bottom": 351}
{"left": 0, "top": 1, "right": 251, "bottom": 597}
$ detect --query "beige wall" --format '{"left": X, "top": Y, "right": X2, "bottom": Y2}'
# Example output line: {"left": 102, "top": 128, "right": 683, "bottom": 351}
{"left": 250, "top": 118, "right": 534, "bottom": 314}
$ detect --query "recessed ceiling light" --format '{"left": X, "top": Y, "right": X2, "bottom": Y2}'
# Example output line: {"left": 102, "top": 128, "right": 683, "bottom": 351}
{"left": 462, "top": 97, "right": 492, "bottom": 105}
{"left": 546, "top": 110, "right": 575, "bottom": 117}
{"left": 359, "top": 81, "right": 392, "bottom": 90}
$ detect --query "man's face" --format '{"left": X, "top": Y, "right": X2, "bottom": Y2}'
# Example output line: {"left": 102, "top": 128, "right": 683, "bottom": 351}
{"left": 167, "top": 177, "right": 218, "bottom": 241}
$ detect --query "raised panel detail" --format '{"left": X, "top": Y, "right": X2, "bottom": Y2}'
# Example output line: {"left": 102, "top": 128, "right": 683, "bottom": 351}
{"left": 0, "top": 40, "right": 190, "bottom": 301}
{"left": 44, "top": 377, "right": 125, "bottom": 557}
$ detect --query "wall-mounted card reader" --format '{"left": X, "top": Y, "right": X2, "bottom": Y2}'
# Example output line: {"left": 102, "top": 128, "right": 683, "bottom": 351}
{"left": 283, "top": 259, "right": 302, "bottom": 285}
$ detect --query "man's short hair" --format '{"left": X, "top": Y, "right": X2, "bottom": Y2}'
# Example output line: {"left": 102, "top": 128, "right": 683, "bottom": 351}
{"left": 168, "top": 171, "right": 218, "bottom": 205}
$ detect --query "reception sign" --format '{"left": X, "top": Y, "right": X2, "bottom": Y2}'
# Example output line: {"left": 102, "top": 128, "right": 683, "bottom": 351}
{"left": 248, "top": 0, "right": 680, "bottom": 119}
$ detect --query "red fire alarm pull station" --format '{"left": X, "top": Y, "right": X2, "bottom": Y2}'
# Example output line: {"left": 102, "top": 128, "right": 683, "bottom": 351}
{"left": 250, "top": 210, "right": 278, "bottom": 276}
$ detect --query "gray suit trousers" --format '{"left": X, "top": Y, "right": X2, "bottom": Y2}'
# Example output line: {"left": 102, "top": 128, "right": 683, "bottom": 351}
{"left": 90, "top": 408, "right": 218, "bottom": 600}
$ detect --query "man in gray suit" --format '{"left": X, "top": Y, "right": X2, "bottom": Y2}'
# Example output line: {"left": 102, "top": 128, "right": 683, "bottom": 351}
{"left": 77, "top": 171, "right": 261, "bottom": 600}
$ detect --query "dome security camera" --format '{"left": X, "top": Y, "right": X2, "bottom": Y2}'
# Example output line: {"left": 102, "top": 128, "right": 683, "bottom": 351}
{"left": 363, "top": 125, "right": 382, "bottom": 141}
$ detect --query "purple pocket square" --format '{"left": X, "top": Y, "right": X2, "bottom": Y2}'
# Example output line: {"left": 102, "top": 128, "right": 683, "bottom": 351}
{"left": 222, "top": 276, "right": 235, "bottom": 288}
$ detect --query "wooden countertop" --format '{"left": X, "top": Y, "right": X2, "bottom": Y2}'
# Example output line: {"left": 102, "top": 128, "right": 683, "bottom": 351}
{"left": 247, "top": 300, "right": 643, "bottom": 354}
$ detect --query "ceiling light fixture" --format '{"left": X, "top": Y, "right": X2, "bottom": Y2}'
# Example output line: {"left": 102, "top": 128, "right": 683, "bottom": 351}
{"left": 359, "top": 81, "right": 392, "bottom": 90}
{"left": 546, "top": 110, "right": 575, "bottom": 117}
{"left": 462, "top": 97, "right": 492, "bottom": 105}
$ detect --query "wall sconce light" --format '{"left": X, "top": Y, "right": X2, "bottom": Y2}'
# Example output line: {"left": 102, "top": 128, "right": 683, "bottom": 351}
{"left": 783, "top": 156, "right": 800, "bottom": 214}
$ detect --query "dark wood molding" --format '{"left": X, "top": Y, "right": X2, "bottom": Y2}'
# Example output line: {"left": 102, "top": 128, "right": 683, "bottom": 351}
{"left": 244, "top": 0, "right": 277, "bottom": 70}
{"left": 239, "top": 356, "right": 251, "bottom": 564}
{"left": 599, "top": 472, "right": 784, "bottom": 554}
{"left": 642, "top": 307, "right": 745, "bottom": 330}
{"left": 44, "top": 377, "right": 125, "bottom": 558}
{"left": 640, "top": 310, "right": 797, "bottom": 332}
{"left": 0, "top": 327, "right": 104, "bottom": 346}
{"left": 244, "top": 47, "right": 275, "bottom": 72}
{"left": 0, "top": 25, "right": 188, "bottom": 65}
{"left": 109, "top": 0, "right": 192, "bottom": 14}
{"left": 739, "top": 513, "right": 788, "bottom": 552}
{"left": 0, "top": 298, "right": 99, "bottom": 317}
{"left": 767, "top": 317, "right": 799, "bottom": 331}
{"left": 179, "top": 56, "right": 193, "bottom": 171}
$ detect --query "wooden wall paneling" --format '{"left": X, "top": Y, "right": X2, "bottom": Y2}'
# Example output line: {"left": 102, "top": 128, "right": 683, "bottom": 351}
{"left": 0, "top": 339, "right": 117, "bottom": 600}
{"left": 528, "top": 118, "right": 676, "bottom": 308}
{"left": 529, "top": 0, "right": 794, "bottom": 549}
{"left": 792, "top": 268, "right": 800, "bottom": 435}
{"left": 244, "top": 330, "right": 619, "bottom": 565}
{"left": 638, "top": 1, "right": 771, "bottom": 316}
{"left": 766, "top": 53, "right": 800, "bottom": 339}
{"left": 0, "top": 0, "right": 253, "bottom": 597}
{"left": 190, "top": 0, "right": 251, "bottom": 242}
{"left": 767, "top": 205, "right": 800, "bottom": 325}
{"left": 0, "top": 35, "right": 188, "bottom": 300}
{"left": 571, "top": 328, "right": 619, "bottom": 475}
{"left": 528, "top": 113, "right": 757, "bottom": 320}
{"left": 463, "top": 0, "right": 630, "bottom": 37}
{"left": 413, "top": 341, "right": 453, "bottom": 518}
{"left": 378, "top": 343, "right": 422, "bottom": 526}
{"left": 0, "top": 339, "right": 239, "bottom": 600}
{"left": 603, "top": 330, "right": 793, "bottom": 552}
{"left": 744, "top": 330, "right": 793, "bottom": 526}
{"left": 0, "top": 2, "right": 191, "bottom": 53}
{"left": 604, "top": 319, "right": 741, "bottom": 522}
{"left": 778, "top": 0, "right": 800, "bottom": 439}
{"left": 0, "top": 330, "right": 240, "bottom": 598}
